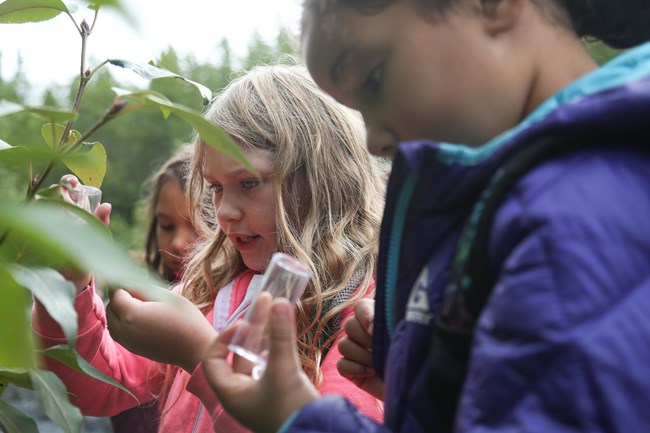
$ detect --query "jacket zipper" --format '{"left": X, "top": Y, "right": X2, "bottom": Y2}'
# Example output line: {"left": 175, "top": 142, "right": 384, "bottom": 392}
{"left": 384, "top": 173, "right": 418, "bottom": 338}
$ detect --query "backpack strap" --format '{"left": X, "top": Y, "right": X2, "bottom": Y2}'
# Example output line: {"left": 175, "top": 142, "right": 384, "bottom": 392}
{"left": 427, "top": 131, "right": 644, "bottom": 432}
{"left": 315, "top": 266, "right": 366, "bottom": 365}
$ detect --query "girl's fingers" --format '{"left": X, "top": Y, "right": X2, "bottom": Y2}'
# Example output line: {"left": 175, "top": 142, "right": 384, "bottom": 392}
{"left": 338, "top": 336, "right": 373, "bottom": 366}
{"left": 353, "top": 298, "right": 375, "bottom": 335}
{"left": 106, "top": 289, "right": 129, "bottom": 340}
{"left": 203, "top": 297, "right": 319, "bottom": 433}
{"left": 203, "top": 323, "right": 244, "bottom": 391}
{"left": 106, "top": 289, "right": 139, "bottom": 338}
{"left": 108, "top": 287, "right": 137, "bottom": 309}
{"left": 265, "top": 299, "right": 301, "bottom": 377}
{"left": 95, "top": 202, "right": 112, "bottom": 226}
{"left": 60, "top": 174, "right": 79, "bottom": 188}
{"left": 336, "top": 357, "right": 375, "bottom": 378}
{"left": 343, "top": 315, "right": 373, "bottom": 348}
{"left": 215, "top": 324, "right": 240, "bottom": 358}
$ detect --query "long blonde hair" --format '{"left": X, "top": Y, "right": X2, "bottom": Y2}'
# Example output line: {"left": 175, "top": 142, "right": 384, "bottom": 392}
{"left": 182, "top": 63, "right": 385, "bottom": 383}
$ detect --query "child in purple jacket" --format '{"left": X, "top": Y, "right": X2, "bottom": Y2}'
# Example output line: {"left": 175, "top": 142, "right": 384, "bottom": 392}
{"left": 201, "top": 1, "right": 650, "bottom": 433}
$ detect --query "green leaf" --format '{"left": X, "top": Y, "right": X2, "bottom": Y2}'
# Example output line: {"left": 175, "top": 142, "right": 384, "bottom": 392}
{"left": 9, "top": 266, "right": 78, "bottom": 346}
{"left": 0, "top": 378, "right": 6, "bottom": 397}
{"left": 0, "top": 100, "right": 23, "bottom": 117}
{"left": 25, "top": 105, "right": 77, "bottom": 122}
{"left": 41, "top": 123, "right": 80, "bottom": 150}
{"left": 111, "top": 89, "right": 256, "bottom": 176}
{"left": 112, "top": 87, "right": 172, "bottom": 117}
{"left": 0, "top": 220, "right": 68, "bottom": 269}
{"left": 0, "top": 368, "right": 33, "bottom": 390}
{"left": 87, "top": 0, "right": 134, "bottom": 27}
{"left": 30, "top": 369, "right": 82, "bottom": 433}
{"left": 0, "top": 399, "right": 39, "bottom": 433}
{"left": 0, "top": 200, "right": 171, "bottom": 300}
{"left": 0, "top": 101, "right": 76, "bottom": 122}
{"left": 88, "top": 0, "right": 124, "bottom": 8}
{"left": 165, "top": 104, "right": 259, "bottom": 176}
{"left": 0, "top": 268, "right": 35, "bottom": 369}
{"left": 0, "top": 231, "right": 29, "bottom": 264}
{"left": 36, "top": 184, "right": 65, "bottom": 200}
{"left": 0, "top": 144, "right": 61, "bottom": 164}
{"left": 61, "top": 1, "right": 78, "bottom": 13}
{"left": 40, "top": 345, "right": 137, "bottom": 401}
{"left": 0, "top": 0, "right": 68, "bottom": 23}
{"left": 62, "top": 141, "right": 107, "bottom": 187}
{"left": 108, "top": 59, "right": 213, "bottom": 105}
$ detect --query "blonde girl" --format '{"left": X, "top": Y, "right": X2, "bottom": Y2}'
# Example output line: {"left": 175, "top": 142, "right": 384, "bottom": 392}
{"left": 33, "top": 63, "right": 385, "bottom": 433}
{"left": 182, "top": 63, "right": 384, "bottom": 383}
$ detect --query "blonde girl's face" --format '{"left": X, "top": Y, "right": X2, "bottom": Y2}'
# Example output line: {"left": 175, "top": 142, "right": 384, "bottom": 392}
{"left": 303, "top": 1, "right": 526, "bottom": 155}
{"left": 155, "top": 180, "right": 197, "bottom": 277}
{"left": 203, "top": 145, "right": 278, "bottom": 272}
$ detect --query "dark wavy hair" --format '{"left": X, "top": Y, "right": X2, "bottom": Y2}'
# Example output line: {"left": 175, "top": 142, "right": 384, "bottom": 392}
{"left": 560, "top": 0, "right": 650, "bottom": 48}
{"left": 302, "top": 0, "right": 650, "bottom": 49}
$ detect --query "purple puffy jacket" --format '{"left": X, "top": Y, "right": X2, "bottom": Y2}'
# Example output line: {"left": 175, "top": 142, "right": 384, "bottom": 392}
{"left": 282, "top": 42, "right": 650, "bottom": 433}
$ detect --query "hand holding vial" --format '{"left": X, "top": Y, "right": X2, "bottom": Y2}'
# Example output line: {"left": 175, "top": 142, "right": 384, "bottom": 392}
{"left": 68, "top": 184, "right": 102, "bottom": 214}
{"left": 228, "top": 252, "right": 312, "bottom": 379}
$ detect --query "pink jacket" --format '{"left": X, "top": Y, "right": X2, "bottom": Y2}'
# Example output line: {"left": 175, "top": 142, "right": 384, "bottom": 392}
{"left": 32, "top": 271, "right": 383, "bottom": 433}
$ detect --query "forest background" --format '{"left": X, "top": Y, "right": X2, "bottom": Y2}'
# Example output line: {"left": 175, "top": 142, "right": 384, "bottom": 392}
{"left": 0, "top": 28, "right": 298, "bottom": 254}
{"left": 1, "top": 25, "right": 620, "bottom": 257}
{"left": 0, "top": 33, "right": 620, "bottom": 258}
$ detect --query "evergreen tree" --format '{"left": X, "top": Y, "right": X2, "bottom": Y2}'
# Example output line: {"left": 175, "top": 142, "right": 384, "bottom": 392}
{"left": 243, "top": 31, "right": 275, "bottom": 69}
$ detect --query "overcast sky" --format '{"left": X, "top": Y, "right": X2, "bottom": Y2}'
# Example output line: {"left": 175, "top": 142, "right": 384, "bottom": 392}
{"left": 0, "top": 0, "right": 304, "bottom": 88}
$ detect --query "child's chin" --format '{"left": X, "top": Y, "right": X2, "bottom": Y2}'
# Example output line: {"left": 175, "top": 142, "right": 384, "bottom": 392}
{"left": 241, "top": 253, "right": 273, "bottom": 273}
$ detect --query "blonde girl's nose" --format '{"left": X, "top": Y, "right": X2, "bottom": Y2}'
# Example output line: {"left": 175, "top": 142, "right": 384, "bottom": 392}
{"left": 215, "top": 196, "right": 243, "bottom": 224}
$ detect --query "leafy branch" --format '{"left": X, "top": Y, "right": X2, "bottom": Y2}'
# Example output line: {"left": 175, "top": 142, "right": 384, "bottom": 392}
{"left": 0, "top": 1, "right": 252, "bottom": 432}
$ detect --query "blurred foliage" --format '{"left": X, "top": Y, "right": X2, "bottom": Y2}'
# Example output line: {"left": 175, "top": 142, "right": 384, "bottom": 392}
{"left": 0, "top": 29, "right": 617, "bottom": 257}
{"left": 585, "top": 39, "right": 623, "bottom": 65}
{"left": 1, "top": 31, "right": 300, "bottom": 252}
{"left": 0, "top": 1, "right": 299, "bottom": 431}
{"left": 0, "top": 34, "right": 621, "bottom": 254}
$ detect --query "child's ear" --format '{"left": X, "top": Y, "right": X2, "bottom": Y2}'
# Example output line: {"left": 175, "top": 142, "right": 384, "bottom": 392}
{"left": 478, "top": 0, "right": 524, "bottom": 35}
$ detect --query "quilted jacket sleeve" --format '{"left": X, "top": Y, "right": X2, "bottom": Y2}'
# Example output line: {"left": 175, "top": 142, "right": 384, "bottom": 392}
{"left": 280, "top": 395, "right": 390, "bottom": 433}
{"left": 456, "top": 151, "right": 650, "bottom": 433}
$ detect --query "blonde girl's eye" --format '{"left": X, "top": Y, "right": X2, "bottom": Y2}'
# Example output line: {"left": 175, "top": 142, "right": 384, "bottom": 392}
{"left": 241, "top": 179, "right": 262, "bottom": 190}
